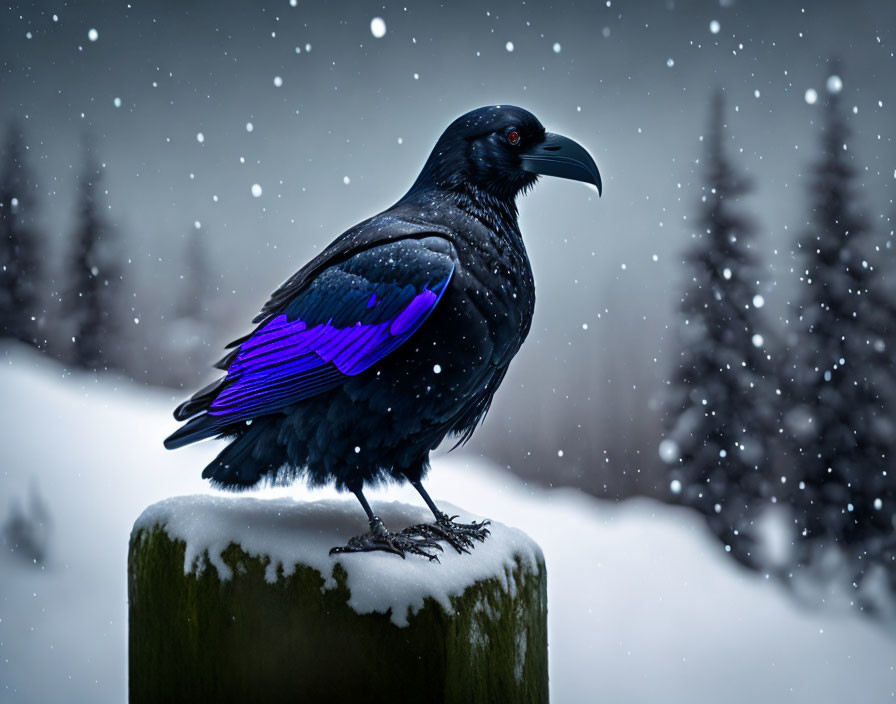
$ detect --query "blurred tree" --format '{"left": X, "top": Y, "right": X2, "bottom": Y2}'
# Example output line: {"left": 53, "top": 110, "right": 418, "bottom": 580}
{"left": 0, "top": 121, "right": 44, "bottom": 347}
{"left": 65, "top": 143, "right": 124, "bottom": 371}
{"left": 662, "top": 90, "right": 776, "bottom": 567}
{"left": 166, "top": 225, "right": 221, "bottom": 386}
{"left": 177, "top": 225, "right": 213, "bottom": 322}
{"left": 782, "top": 65, "right": 896, "bottom": 603}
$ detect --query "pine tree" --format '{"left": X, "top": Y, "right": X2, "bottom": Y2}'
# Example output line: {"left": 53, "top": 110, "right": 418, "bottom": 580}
{"left": 0, "top": 121, "right": 43, "bottom": 347}
{"left": 66, "top": 146, "right": 123, "bottom": 371}
{"left": 871, "top": 213, "right": 896, "bottom": 598}
{"left": 663, "top": 91, "right": 775, "bottom": 567}
{"left": 177, "top": 225, "right": 214, "bottom": 322}
{"left": 167, "top": 224, "right": 220, "bottom": 385}
{"left": 783, "top": 66, "right": 895, "bottom": 594}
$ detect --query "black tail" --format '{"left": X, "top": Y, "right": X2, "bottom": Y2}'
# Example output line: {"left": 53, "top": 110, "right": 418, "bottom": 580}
{"left": 163, "top": 413, "right": 230, "bottom": 450}
{"left": 200, "top": 418, "right": 284, "bottom": 489}
{"left": 165, "top": 376, "right": 233, "bottom": 449}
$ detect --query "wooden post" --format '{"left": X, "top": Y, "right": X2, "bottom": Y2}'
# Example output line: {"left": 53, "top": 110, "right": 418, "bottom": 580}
{"left": 128, "top": 496, "right": 548, "bottom": 703}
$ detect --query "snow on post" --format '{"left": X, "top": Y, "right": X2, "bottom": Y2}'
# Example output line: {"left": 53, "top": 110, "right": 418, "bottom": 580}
{"left": 128, "top": 495, "right": 547, "bottom": 703}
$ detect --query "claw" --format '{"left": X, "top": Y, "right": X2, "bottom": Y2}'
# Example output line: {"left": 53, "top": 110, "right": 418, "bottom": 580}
{"left": 403, "top": 514, "right": 492, "bottom": 555}
{"left": 330, "top": 517, "right": 444, "bottom": 561}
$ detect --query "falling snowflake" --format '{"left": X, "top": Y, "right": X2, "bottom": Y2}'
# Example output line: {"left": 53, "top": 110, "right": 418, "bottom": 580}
{"left": 659, "top": 439, "right": 681, "bottom": 464}
{"left": 370, "top": 17, "right": 386, "bottom": 38}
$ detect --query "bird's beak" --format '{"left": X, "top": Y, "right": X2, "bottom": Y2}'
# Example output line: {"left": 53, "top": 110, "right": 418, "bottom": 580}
{"left": 520, "top": 133, "right": 602, "bottom": 196}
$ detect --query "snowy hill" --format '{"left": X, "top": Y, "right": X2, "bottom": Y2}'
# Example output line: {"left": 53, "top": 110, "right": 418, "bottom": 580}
{"left": 0, "top": 345, "right": 893, "bottom": 703}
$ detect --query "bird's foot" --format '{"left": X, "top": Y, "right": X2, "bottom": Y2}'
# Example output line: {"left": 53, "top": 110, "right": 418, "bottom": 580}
{"left": 402, "top": 513, "right": 491, "bottom": 554}
{"left": 329, "top": 517, "right": 444, "bottom": 561}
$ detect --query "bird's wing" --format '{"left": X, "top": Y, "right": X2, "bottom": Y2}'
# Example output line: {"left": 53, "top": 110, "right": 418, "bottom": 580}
{"left": 252, "top": 214, "right": 456, "bottom": 324}
{"left": 164, "top": 236, "right": 456, "bottom": 447}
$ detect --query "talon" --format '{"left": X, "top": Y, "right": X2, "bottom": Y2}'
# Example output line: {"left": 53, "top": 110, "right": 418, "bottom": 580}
{"left": 330, "top": 517, "right": 444, "bottom": 560}
{"left": 403, "top": 515, "right": 492, "bottom": 554}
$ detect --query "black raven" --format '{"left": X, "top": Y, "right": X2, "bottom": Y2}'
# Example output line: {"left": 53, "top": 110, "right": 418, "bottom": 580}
{"left": 165, "top": 105, "right": 601, "bottom": 558}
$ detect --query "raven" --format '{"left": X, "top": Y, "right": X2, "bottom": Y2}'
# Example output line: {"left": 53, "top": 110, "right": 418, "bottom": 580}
{"left": 165, "top": 105, "right": 601, "bottom": 558}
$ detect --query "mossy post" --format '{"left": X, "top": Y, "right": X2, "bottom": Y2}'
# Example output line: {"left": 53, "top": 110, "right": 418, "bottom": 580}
{"left": 128, "top": 496, "right": 548, "bottom": 703}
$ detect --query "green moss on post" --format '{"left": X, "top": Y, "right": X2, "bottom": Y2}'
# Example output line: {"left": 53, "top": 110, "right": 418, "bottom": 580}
{"left": 128, "top": 521, "right": 547, "bottom": 703}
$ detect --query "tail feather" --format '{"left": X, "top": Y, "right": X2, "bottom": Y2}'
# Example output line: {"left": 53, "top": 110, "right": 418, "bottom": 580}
{"left": 201, "top": 419, "right": 283, "bottom": 488}
{"left": 163, "top": 413, "right": 229, "bottom": 450}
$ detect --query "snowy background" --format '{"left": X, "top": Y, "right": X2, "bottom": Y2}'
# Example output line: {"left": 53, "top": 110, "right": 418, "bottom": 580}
{"left": 1, "top": 346, "right": 894, "bottom": 702}
{"left": 2, "top": 0, "right": 896, "bottom": 701}
{"left": 1, "top": 0, "right": 894, "bottom": 495}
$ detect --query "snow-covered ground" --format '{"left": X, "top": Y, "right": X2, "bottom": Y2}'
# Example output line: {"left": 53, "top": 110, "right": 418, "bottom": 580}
{"left": 1, "top": 345, "right": 894, "bottom": 702}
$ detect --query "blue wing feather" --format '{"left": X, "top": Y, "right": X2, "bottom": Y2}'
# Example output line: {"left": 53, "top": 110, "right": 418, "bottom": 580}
{"left": 205, "top": 239, "right": 455, "bottom": 422}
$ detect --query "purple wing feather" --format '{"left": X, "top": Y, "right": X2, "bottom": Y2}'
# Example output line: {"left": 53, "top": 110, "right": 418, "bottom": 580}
{"left": 207, "top": 254, "right": 454, "bottom": 421}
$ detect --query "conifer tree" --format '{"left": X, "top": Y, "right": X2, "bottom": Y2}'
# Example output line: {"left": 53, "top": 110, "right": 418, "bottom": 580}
{"left": 0, "top": 122, "right": 43, "bottom": 346}
{"left": 663, "top": 91, "right": 775, "bottom": 566}
{"left": 66, "top": 146, "right": 122, "bottom": 371}
{"left": 783, "top": 67, "right": 895, "bottom": 592}
{"left": 166, "top": 224, "right": 221, "bottom": 385}
{"left": 177, "top": 225, "right": 214, "bottom": 322}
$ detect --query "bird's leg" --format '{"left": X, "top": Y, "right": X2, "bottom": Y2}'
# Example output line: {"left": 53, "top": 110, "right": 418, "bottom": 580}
{"left": 401, "top": 480, "right": 491, "bottom": 554}
{"left": 329, "top": 484, "right": 443, "bottom": 561}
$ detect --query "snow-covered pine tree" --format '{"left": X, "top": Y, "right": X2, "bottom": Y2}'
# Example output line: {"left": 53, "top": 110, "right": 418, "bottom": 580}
{"left": 66, "top": 146, "right": 123, "bottom": 371}
{"left": 663, "top": 90, "right": 775, "bottom": 567}
{"left": 0, "top": 122, "right": 44, "bottom": 347}
{"left": 870, "top": 213, "right": 896, "bottom": 597}
{"left": 782, "top": 67, "right": 895, "bottom": 595}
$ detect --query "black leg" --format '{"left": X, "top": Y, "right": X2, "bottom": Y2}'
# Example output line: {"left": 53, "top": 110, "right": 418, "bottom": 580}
{"left": 329, "top": 484, "right": 444, "bottom": 560}
{"left": 351, "top": 484, "right": 377, "bottom": 521}
{"left": 411, "top": 480, "right": 443, "bottom": 520}
{"left": 403, "top": 480, "right": 491, "bottom": 554}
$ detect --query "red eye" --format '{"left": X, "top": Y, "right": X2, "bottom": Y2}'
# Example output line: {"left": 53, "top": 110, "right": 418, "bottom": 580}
{"left": 507, "top": 130, "right": 520, "bottom": 145}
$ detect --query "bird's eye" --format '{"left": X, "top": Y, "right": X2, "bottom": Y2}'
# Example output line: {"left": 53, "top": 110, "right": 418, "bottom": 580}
{"left": 507, "top": 130, "right": 521, "bottom": 146}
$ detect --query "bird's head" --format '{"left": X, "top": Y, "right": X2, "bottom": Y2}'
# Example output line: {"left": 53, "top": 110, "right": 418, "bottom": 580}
{"left": 407, "top": 105, "right": 601, "bottom": 203}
